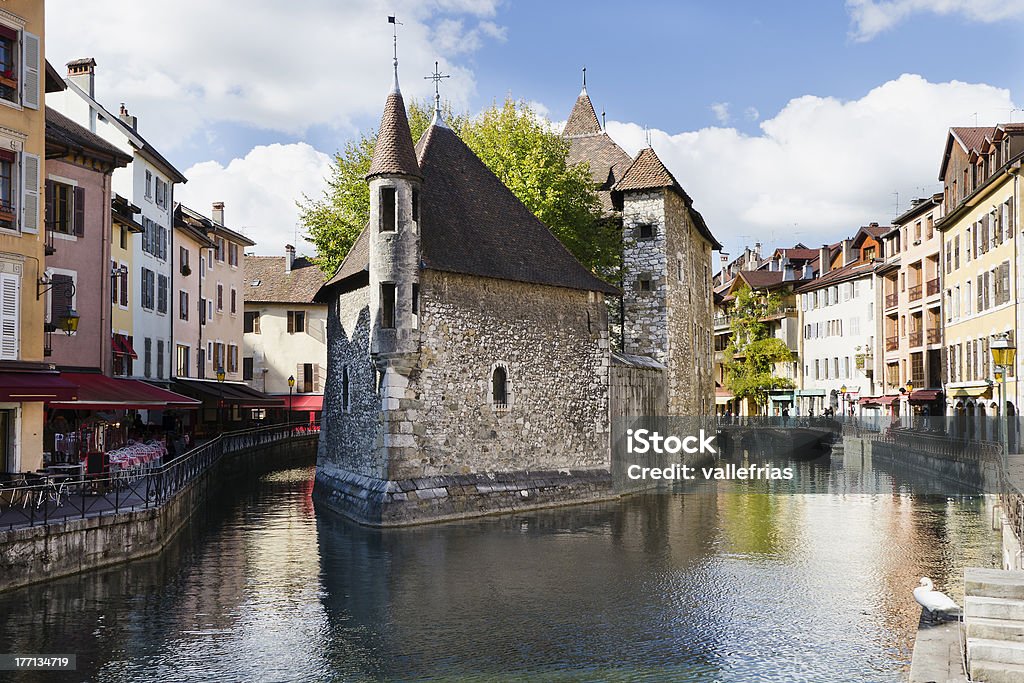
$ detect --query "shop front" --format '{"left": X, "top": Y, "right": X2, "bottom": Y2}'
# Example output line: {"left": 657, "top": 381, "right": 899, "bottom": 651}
{"left": 171, "top": 378, "right": 284, "bottom": 434}
{"left": 0, "top": 368, "right": 78, "bottom": 473}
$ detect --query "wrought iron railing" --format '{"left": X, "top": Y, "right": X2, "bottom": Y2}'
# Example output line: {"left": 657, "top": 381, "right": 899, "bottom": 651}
{"left": 885, "top": 293, "right": 899, "bottom": 309}
{"left": 908, "top": 284, "right": 922, "bottom": 301}
{"left": 885, "top": 336, "right": 899, "bottom": 351}
{"left": 926, "top": 328, "right": 941, "bottom": 344}
{"left": 909, "top": 331, "right": 922, "bottom": 347}
{"left": 0, "top": 422, "right": 319, "bottom": 530}
{"left": 926, "top": 278, "right": 940, "bottom": 297}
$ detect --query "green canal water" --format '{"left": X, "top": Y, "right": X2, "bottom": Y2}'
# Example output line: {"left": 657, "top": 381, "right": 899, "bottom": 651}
{"left": 0, "top": 454, "right": 1002, "bottom": 682}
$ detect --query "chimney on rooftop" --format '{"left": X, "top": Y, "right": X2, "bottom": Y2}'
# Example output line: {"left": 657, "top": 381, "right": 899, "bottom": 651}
{"left": 212, "top": 202, "right": 224, "bottom": 226}
{"left": 842, "top": 238, "right": 856, "bottom": 266}
{"left": 285, "top": 244, "right": 295, "bottom": 273}
{"left": 819, "top": 245, "right": 831, "bottom": 273}
{"left": 118, "top": 103, "right": 137, "bottom": 131}
{"left": 67, "top": 58, "right": 96, "bottom": 98}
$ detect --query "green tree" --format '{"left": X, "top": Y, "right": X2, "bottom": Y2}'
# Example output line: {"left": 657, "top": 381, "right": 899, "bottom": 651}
{"left": 299, "top": 98, "right": 619, "bottom": 282}
{"left": 724, "top": 285, "right": 796, "bottom": 413}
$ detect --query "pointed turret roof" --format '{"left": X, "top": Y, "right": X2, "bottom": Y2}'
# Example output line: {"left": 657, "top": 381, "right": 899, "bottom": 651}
{"left": 563, "top": 88, "right": 603, "bottom": 137}
{"left": 613, "top": 147, "right": 722, "bottom": 250}
{"left": 366, "top": 88, "right": 421, "bottom": 179}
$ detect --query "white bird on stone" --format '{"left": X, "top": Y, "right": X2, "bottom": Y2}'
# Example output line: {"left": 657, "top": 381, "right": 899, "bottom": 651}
{"left": 913, "top": 577, "right": 960, "bottom": 616}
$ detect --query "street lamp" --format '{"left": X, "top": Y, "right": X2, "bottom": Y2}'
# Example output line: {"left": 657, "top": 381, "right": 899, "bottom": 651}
{"left": 287, "top": 374, "right": 295, "bottom": 426}
{"left": 216, "top": 366, "right": 226, "bottom": 431}
{"left": 840, "top": 384, "right": 847, "bottom": 417}
{"left": 991, "top": 333, "right": 1016, "bottom": 416}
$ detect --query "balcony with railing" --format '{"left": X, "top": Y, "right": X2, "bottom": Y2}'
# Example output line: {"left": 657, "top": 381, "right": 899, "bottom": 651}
{"left": 926, "top": 328, "right": 941, "bottom": 345}
{"left": 885, "top": 292, "right": 899, "bottom": 309}
{"left": 909, "top": 330, "right": 922, "bottom": 347}
{"left": 925, "top": 278, "right": 940, "bottom": 297}
{"left": 908, "top": 284, "right": 922, "bottom": 302}
{"left": 885, "top": 336, "right": 899, "bottom": 351}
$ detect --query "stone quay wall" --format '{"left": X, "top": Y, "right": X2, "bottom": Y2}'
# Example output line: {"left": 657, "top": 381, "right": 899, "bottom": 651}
{"left": 0, "top": 434, "right": 317, "bottom": 593}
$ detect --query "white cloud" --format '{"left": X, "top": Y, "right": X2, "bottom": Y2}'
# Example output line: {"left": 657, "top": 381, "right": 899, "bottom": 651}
{"left": 847, "top": 0, "right": 1024, "bottom": 41}
{"left": 744, "top": 107, "right": 760, "bottom": 121}
{"left": 604, "top": 74, "right": 1016, "bottom": 256}
{"left": 710, "top": 102, "right": 730, "bottom": 124}
{"left": 177, "top": 143, "right": 334, "bottom": 257}
{"left": 46, "top": 1, "right": 505, "bottom": 147}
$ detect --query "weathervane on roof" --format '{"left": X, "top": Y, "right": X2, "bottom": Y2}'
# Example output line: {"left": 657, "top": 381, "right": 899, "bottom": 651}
{"left": 425, "top": 61, "right": 450, "bottom": 127}
{"left": 644, "top": 125, "right": 652, "bottom": 148}
{"left": 582, "top": 66, "right": 587, "bottom": 93}
{"left": 388, "top": 15, "right": 403, "bottom": 92}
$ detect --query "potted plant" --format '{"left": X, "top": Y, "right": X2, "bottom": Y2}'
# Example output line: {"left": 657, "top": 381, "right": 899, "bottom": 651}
{"left": 180, "top": 264, "right": 192, "bottom": 277}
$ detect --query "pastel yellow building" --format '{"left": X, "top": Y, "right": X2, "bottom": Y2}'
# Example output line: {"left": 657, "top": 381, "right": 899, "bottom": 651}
{"left": 937, "top": 125, "right": 1024, "bottom": 415}
{"left": 110, "top": 194, "right": 142, "bottom": 375}
{"left": 0, "top": 2, "right": 78, "bottom": 473}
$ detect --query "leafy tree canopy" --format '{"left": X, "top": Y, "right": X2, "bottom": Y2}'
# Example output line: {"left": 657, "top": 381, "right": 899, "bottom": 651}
{"left": 724, "top": 285, "right": 796, "bottom": 411}
{"left": 299, "top": 97, "right": 620, "bottom": 282}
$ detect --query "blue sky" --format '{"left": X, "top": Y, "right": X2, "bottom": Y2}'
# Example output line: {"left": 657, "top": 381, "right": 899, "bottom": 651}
{"left": 46, "top": 1, "right": 1024, "bottom": 258}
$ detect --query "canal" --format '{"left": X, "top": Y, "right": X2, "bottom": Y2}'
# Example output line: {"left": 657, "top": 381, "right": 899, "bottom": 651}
{"left": 0, "top": 455, "right": 1001, "bottom": 682}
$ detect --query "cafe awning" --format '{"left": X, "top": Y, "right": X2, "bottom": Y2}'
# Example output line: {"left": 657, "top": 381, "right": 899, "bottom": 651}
{"left": 49, "top": 372, "right": 200, "bottom": 410}
{"left": 908, "top": 389, "right": 944, "bottom": 403}
{"left": 0, "top": 371, "right": 78, "bottom": 402}
{"left": 112, "top": 334, "right": 138, "bottom": 359}
{"left": 948, "top": 384, "right": 993, "bottom": 399}
{"left": 859, "top": 395, "right": 898, "bottom": 406}
{"left": 172, "top": 378, "right": 285, "bottom": 407}
{"left": 287, "top": 394, "right": 323, "bottom": 411}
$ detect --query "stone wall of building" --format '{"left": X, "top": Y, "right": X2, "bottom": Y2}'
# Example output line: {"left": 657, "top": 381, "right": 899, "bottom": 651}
{"left": 317, "top": 286, "right": 384, "bottom": 480}
{"left": 402, "top": 270, "right": 611, "bottom": 478}
{"left": 621, "top": 190, "right": 668, "bottom": 363}
{"left": 621, "top": 189, "right": 715, "bottom": 416}
{"left": 663, "top": 190, "right": 715, "bottom": 415}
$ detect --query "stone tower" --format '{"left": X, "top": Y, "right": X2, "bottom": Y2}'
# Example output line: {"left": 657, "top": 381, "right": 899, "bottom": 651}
{"left": 612, "top": 146, "right": 721, "bottom": 415}
{"left": 366, "top": 69, "right": 422, "bottom": 468}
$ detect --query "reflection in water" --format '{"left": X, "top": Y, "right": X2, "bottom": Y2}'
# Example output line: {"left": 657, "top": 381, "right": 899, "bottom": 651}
{"left": 0, "top": 458, "right": 1001, "bottom": 682}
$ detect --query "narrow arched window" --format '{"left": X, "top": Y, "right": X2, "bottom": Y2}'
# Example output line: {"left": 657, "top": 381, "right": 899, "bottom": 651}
{"left": 492, "top": 366, "right": 507, "bottom": 408}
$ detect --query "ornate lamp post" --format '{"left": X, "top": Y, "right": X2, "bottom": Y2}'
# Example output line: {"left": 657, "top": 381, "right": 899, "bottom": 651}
{"left": 840, "top": 384, "right": 847, "bottom": 417}
{"left": 287, "top": 374, "right": 295, "bottom": 425}
{"left": 216, "top": 366, "right": 226, "bottom": 432}
{"left": 991, "top": 333, "right": 1016, "bottom": 448}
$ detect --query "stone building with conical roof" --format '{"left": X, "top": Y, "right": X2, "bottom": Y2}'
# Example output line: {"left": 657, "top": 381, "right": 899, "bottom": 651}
{"left": 564, "top": 80, "right": 722, "bottom": 415}
{"left": 314, "top": 68, "right": 620, "bottom": 526}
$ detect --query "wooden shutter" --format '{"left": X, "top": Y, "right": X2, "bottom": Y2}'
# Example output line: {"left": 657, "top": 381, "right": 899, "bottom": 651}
{"left": 287, "top": 311, "right": 294, "bottom": 334}
{"left": 49, "top": 273, "right": 73, "bottom": 324}
{"left": 21, "top": 31, "right": 39, "bottom": 110}
{"left": 21, "top": 152, "right": 39, "bottom": 232}
{"left": 44, "top": 179, "right": 54, "bottom": 229}
{"left": 313, "top": 364, "right": 321, "bottom": 392}
{"left": 73, "top": 186, "right": 85, "bottom": 236}
{"left": 0, "top": 272, "right": 18, "bottom": 360}
{"left": 977, "top": 275, "right": 983, "bottom": 311}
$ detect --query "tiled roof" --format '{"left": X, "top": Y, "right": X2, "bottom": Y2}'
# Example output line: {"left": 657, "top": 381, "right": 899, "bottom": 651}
{"left": 563, "top": 90, "right": 602, "bottom": 136}
{"left": 861, "top": 224, "right": 890, "bottom": 238}
{"left": 613, "top": 147, "right": 721, "bottom": 249}
{"left": 773, "top": 248, "right": 819, "bottom": 261}
{"left": 737, "top": 270, "right": 787, "bottom": 289}
{"left": 245, "top": 256, "right": 327, "bottom": 304}
{"left": 566, "top": 132, "right": 632, "bottom": 213}
{"left": 613, "top": 147, "right": 690, "bottom": 198}
{"left": 951, "top": 126, "right": 998, "bottom": 155}
{"left": 367, "top": 90, "right": 421, "bottom": 179}
{"left": 320, "top": 123, "right": 617, "bottom": 296}
{"left": 794, "top": 260, "right": 875, "bottom": 293}
{"left": 45, "top": 107, "right": 131, "bottom": 165}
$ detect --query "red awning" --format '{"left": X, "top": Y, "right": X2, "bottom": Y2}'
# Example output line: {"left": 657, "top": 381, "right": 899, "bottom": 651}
{"left": 287, "top": 394, "right": 323, "bottom": 411}
{"left": 112, "top": 334, "right": 138, "bottom": 359}
{"left": 49, "top": 372, "right": 200, "bottom": 410}
{"left": 859, "top": 395, "right": 899, "bottom": 406}
{"left": 909, "top": 389, "right": 944, "bottom": 403}
{"left": 0, "top": 372, "right": 78, "bottom": 402}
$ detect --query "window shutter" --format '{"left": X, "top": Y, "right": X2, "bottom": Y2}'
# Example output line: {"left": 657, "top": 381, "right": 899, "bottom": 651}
{"left": 297, "top": 363, "right": 304, "bottom": 392}
{"left": 977, "top": 275, "right": 983, "bottom": 311}
{"left": 44, "top": 179, "right": 54, "bottom": 229}
{"left": 287, "top": 311, "right": 294, "bottom": 334}
{"left": 49, "top": 273, "right": 73, "bottom": 324}
{"left": 21, "top": 152, "right": 39, "bottom": 232}
{"left": 314, "top": 364, "right": 322, "bottom": 393}
{"left": 0, "top": 272, "right": 18, "bottom": 359}
{"left": 21, "top": 31, "right": 39, "bottom": 110}
{"left": 73, "top": 186, "right": 85, "bottom": 236}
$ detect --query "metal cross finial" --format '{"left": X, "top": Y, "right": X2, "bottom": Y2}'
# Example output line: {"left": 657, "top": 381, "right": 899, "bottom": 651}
{"left": 425, "top": 60, "right": 450, "bottom": 126}
{"left": 582, "top": 66, "right": 587, "bottom": 91}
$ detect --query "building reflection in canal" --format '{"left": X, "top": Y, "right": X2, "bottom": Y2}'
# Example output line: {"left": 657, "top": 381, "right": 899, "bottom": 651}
{"left": 0, "top": 457, "right": 1002, "bottom": 683}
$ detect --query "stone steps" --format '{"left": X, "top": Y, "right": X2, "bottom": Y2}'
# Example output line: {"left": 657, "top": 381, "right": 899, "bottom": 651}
{"left": 966, "top": 616, "right": 1024, "bottom": 643}
{"left": 968, "top": 659, "right": 1024, "bottom": 683}
{"left": 965, "top": 568, "right": 1024, "bottom": 682}
{"left": 965, "top": 596, "right": 1024, "bottom": 621}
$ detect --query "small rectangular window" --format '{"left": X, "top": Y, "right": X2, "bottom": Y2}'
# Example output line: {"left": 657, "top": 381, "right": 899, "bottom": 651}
{"left": 411, "top": 283, "right": 419, "bottom": 315}
{"left": 639, "top": 277, "right": 651, "bottom": 292}
{"left": 411, "top": 189, "right": 419, "bottom": 222}
{"left": 179, "top": 290, "right": 188, "bottom": 320}
{"left": 380, "top": 187, "right": 397, "bottom": 232}
{"left": 380, "top": 283, "right": 396, "bottom": 328}
{"left": 287, "top": 310, "right": 306, "bottom": 334}
{"left": 243, "top": 356, "right": 254, "bottom": 381}
{"left": 244, "top": 311, "right": 260, "bottom": 334}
